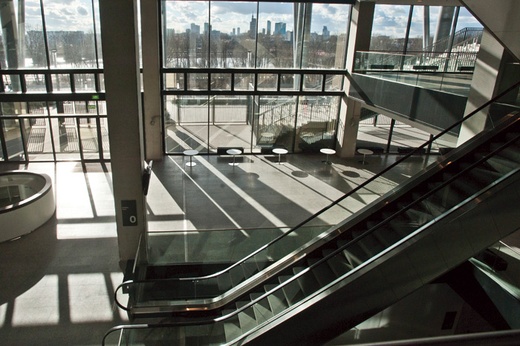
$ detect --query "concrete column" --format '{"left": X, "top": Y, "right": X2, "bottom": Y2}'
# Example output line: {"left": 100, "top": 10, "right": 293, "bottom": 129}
{"left": 337, "top": 1, "right": 374, "bottom": 158}
{"left": 99, "top": 0, "right": 147, "bottom": 266}
{"left": 457, "top": 29, "right": 518, "bottom": 145}
{"left": 141, "top": 0, "right": 163, "bottom": 161}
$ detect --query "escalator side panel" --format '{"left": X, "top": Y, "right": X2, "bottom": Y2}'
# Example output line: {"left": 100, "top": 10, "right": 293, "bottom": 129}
{"left": 246, "top": 172, "right": 520, "bottom": 346}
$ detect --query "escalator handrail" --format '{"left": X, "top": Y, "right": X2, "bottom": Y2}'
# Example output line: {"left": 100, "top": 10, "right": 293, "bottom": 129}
{"left": 114, "top": 80, "right": 520, "bottom": 310}
{"left": 106, "top": 141, "right": 520, "bottom": 344}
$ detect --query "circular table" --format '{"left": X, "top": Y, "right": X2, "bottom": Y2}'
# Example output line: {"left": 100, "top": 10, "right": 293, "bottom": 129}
{"left": 227, "top": 148, "right": 242, "bottom": 166}
{"left": 320, "top": 148, "right": 336, "bottom": 165}
{"left": 357, "top": 148, "right": 373, "bottom": 165}
{"left": 272, "top": 148, "right": 288, "bottom": 164}
{"left": 183, "top": 149, "right": 199, "bottom": 166}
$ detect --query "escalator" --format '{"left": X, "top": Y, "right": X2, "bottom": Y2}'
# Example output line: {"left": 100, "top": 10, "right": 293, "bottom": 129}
{"left": 104, "top": 104, "right": 520, "bottom": 344}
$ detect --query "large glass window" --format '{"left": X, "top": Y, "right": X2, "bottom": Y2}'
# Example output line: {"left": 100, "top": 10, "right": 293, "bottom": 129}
{"left": 44, "top": 0, "right": 99, "bottom": 69}
{"left": 161, "top": 1, "right": 350, "bottom": 154}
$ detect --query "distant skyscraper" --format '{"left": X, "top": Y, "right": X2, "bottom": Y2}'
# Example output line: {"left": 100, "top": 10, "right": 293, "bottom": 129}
{"left": 237, "top": 27, "right": 240, "bottom": 36}
{"left": 274, "top": 22, "right": 286, "bottom": 36}
{"left": 232, "top": 28, "right": 236, "bottom": 36}
{"left": 204, "top": 22, "right": 210, "bottom": 35}
{"left": 249, "top": 15, "right": 257, "bottom": 38}
{"left": 322, "top": 26, "right": 330, "bottom": 39}
{"left": 190, "top": 23, "right": 200, "bottom": 35}
{"left": 267, "top": 20, "right": 271, "bottom": 36}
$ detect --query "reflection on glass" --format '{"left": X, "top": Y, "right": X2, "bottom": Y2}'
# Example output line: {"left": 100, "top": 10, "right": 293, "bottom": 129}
{"left": 325, "top": 74, "right": 343, "bottom": 91}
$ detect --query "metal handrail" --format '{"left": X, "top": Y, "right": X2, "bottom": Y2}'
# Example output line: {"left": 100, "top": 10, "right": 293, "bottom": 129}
{"left": 114, "top": 80, "right": 520, "bottom": 312}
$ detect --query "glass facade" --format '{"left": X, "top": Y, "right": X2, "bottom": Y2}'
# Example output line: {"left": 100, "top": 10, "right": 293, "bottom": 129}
{"left": 0, "top": 0, "right": 106, "bottom": 162}
{"left": 0, "top": 1, "right": 484, "bottom": 162}
{"left": 161, "top": 1, "right": 350, "bottom": 154}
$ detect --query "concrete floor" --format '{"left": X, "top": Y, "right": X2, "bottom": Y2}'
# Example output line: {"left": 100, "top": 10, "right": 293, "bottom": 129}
{"left": 1, "top": 144, "right": 518, "bottom": 345}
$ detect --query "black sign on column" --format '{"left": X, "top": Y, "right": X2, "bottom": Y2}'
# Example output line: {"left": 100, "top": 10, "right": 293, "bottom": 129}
{"left": 121, "top": 200, "right": 138, "bottom": 226}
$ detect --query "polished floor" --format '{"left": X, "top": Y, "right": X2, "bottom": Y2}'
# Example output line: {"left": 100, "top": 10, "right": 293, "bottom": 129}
{"left": 1, "top": 140, "right": 519, "bottom": 345}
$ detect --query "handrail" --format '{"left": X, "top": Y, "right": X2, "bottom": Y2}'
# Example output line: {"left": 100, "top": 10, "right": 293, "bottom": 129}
{"left": 104, "top": 159, "right": 520, "bottom": 345}
{"left": 105, "top": 121, "right": 520, "bottom": 344}
{"left": 114, "top": 79, "right": 520, "bottom": 311}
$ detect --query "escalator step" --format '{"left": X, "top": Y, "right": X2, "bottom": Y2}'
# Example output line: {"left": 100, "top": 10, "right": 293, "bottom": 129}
{"left": 250, "top": 293, "right": 274, "bottom": 324}
{"left": 264, "top": 284, "right": 289, "bottom": 314}
{"left": 229, "top": 266, "right": 246, "bottom": 286}
{"left": 342, "top": 243, "right": 367, "bottom": 267}
{"left": 307, "top": 257, "right": 337, "bottom": 286}
{"left": 293, "top": 266, "right": 321, "bottom": 295}
{"left": 322, "top": 249, "right": 353, "bottom": 276}
{"left": 278, "top": 275, "right": 305, "bottom": 305}
{"left": 223, "top": 310, "right": 242, "bottom": 341}
{"left": 236, "top": 301, "right": 258, "bottom": 332}
{"left": 356, "top": 234, "right": 386, "bottom": 256}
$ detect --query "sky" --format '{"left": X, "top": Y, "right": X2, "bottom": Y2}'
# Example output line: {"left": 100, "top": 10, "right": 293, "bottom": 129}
{"left": 14, "top": 0, "right": 482, "bottom": 39}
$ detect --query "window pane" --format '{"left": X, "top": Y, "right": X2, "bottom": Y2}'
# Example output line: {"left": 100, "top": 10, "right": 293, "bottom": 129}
{"left": 234, "top": 73, "right": 254, "bottom": 91}
{"left": 25, "top": 74, "right": 47, "bottom": 92}
{"left": 301, "top": 3, "right": 350, "bottom": 69}
{"left": 296, "top": 95, "right": 338, "bottom": 152}
{"left": 255, "top": 96, "right": 296, "bottom": 152}
{"left": 257, "top": 2, "right": 294, "bottom": 68}
{"left": 100, "top": 117, "right": 110, "bottom": 159}
{"left": 1, "top": 118, "right": 25, "bottom": 160}
{"left": 324, "top": 74, "right": 342, "bottom": 91}
{"left": 44, "top": 0, "right": 97, "bottom": 68}
{"left": 209, "top": 1, "right": 257, "bottom": 68}
{"left": 52, "top": 74, "right": 71, "bottom": 92}
{"left": 209, "top": 95, "right": 252, "bottom": 152}
{"left": 24, "top": 118, "right": 54, "bottom": 161}
{"left": 371, "top": 5, "right": 410, "bottom": 51}
{"left": 303, "top": 74, "right": 322, "bottom": 91}
{"left": 164, "top": 73, "right": 184, "bottom": 90}
{"left": 1, "top": 102, "right": 28, "bottom": 116}
{"left": 0, "top": 0, "right": 46, "bottom": 69}
{"left": 210, "top": 73, "right": 231, "bottom": 90}
{"left": 257, "top": 73, "right": 277, "bottom": 91}
{"left": 51, "top": 117, "right": 80, "bottom": 160}
{"left": 162, "top": 1, "right": 209, "bottom": 68}
{"left": 280, "top": 74, "right": 298, "bottom": 91}
{"left": 2, "top": 75, "right": 21, "bottom": 93}
{"left": 79, "top": 117, "right": 99, "bottom": 160}
{"left": 164, "top": 95, "right": 209, "bottom": 153}
{"left": 74, "top": 73, "right": 96, "bottom": 92}
{"left": 187, "top": 73, "right": 208, "bottom": 90}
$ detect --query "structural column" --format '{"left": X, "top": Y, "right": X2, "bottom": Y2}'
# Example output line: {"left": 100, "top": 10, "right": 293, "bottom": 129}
{"left": 337, "top": 1, "right": 374, "bottom": 158}
{"left": 457, "top": 29, "right": 519, "bottom": 145}
{"left": 141, "top": 0, "right": 163, "bottom": 161}
{"left": 99, "top": 0, "right": 147, "bottom": 267}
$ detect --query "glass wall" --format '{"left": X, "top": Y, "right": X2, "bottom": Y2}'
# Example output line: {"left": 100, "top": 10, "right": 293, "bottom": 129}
{"left": 0, "top": 0, "right": 106, "bottom": 162}
{"left": 161, "top": 1, "right": 350, "bottom": 154}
